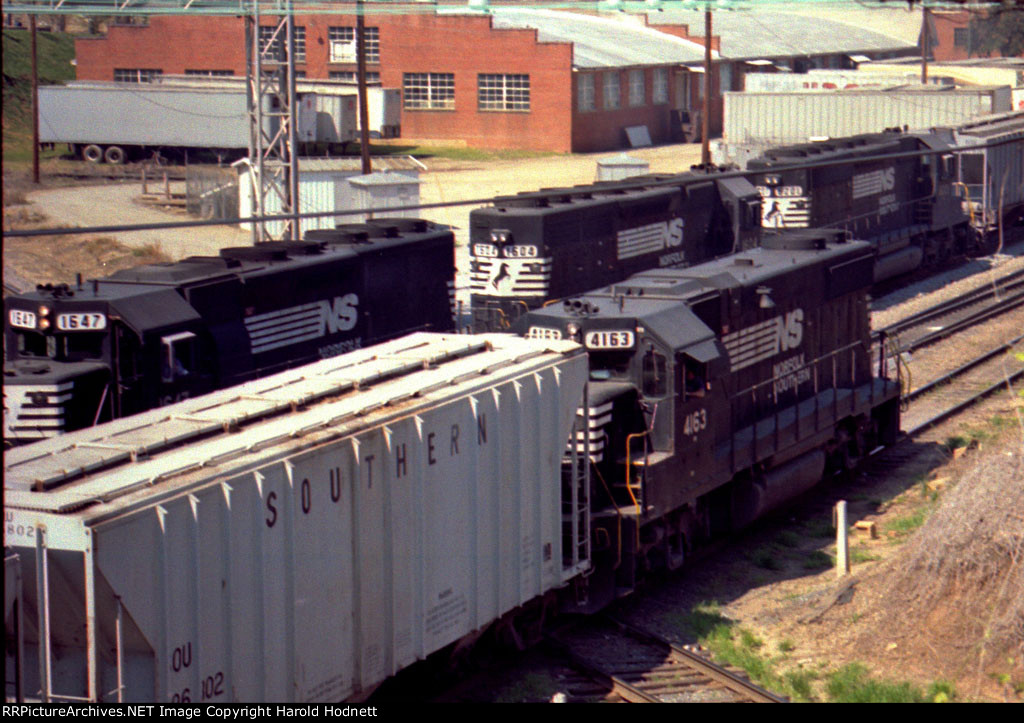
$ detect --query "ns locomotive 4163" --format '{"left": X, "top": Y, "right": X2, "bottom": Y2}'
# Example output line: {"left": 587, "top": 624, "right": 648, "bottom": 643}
{"left": 3, "top": 219, "right": 455, "bottom": 443}
{"left": 517, "top": 228, "right": 901, "bottom": 610}
{"left": 469, "top": 170, "right": 763, "bottom": 330}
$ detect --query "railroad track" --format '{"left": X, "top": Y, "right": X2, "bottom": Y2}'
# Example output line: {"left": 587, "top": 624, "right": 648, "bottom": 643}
{"left": 901, "top": 332, "right": 1024, "bottom": 437}
{"left": 545, "top": 616, "right": 786, "bottom": 703}
{"left": 874, "top": 267, "right": 1024, "bottom": 353}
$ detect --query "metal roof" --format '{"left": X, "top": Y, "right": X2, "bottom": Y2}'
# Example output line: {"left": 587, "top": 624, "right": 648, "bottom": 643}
{"left": 444, "top": 7, "right": 714, "bottom": 68}
{"left": 646, "top": 10, "right": 915, "bottom": 61}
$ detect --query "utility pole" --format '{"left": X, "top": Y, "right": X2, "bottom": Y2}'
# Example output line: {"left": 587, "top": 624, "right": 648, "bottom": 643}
{"left": 921, "top": 4, "right": 930, "bottom": 85}
{"left": 245, "top": 0, "right": 301, "bottom": 243}
{"left": 702, "top": 8, "right": 712, "bottom": 166}
{"left": 31, "top": 14, "right": 39, "bottom": 184}
{"left": 356, "top": 0, "right": 372, "bottom": 176}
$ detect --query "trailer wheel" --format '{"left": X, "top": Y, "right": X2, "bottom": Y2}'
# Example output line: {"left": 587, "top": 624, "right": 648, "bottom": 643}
{"left": 104, "top": 146, "right": 126, "bottom": 165}
{"left": 82, "top": 144, "right": 104, "bottom": 163}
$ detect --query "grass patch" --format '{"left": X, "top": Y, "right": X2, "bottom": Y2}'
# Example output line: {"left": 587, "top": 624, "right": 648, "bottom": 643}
{"left": 777, "top": 639, "right": 795, "bottom": 653}
{"left": 751, "top": 547, "right": 782, "bottom": 571}
{"left": 802, "top": 517, "right": 834, "bottom": 538}
{"left": 775, "top": 530, "right": 801, "bottom": 548}
{"left": 802, "top": 550, "right": 832, "bottom": 570}
{"left": 849, "top": 546, "right": 880, "bottom": 564}
{"left": 2, "top": 28, "right": 77, "bottom": 161}
{"left": 359, "top": 141, "right": 561, "bottom": 163}
{"left": 886, "top": 507, "right": 929, "bottom": 538}
{"left": 825, "top": 663, "right": 926, "bottom": 703}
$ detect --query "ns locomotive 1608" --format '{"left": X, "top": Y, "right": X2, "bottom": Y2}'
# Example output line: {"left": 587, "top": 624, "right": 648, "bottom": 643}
{"left": 746, "top": 129, "right": 980, "bottom": 282}
{"left": 468, "top": 170, "right": 763, "bottom": 330}
{"left": 3, "top": 219, "right": 455, "bottom": 443}
{"left": 517, "top": 228, "right": 901, "bottom": 610}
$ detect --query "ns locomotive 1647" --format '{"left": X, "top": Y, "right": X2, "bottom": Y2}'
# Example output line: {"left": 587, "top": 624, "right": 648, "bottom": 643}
{"left": 3, "top": 219, "right": 455, "bottom": 443}
{"left": 469, "top": 170, "right": 763, "bottom": 330}
{"left": 517, "top": 228, "right": 901, "bottom": 610}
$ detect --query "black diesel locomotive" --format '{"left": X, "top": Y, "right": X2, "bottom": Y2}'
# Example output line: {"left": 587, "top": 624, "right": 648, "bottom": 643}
{"left": 469, "top": 170, "right": 764, "bottom": 330}
{"left": 517, "top": 229, "right": 901, "bottom": 610}
{"left": 747, "top": 129, "right": 978, "bottom": 281}
{"left": 3, "top": 219, "right": 454, "bottom": 443}
{"left": 471, "top": 125, "right": 1017, "bottom": 331}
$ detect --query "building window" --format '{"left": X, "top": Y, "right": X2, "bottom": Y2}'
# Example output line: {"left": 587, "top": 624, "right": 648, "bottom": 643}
{"left": 184, "top": 69, "right": 234, "bottom": 77}
{"left": 719, "top": 63, "right": 732, "bottom": 93}
{"left": 403, "top": 72, "right": 455, "bottom": 110}
{"left": 260, "top": 25, "right": 306, "bottom": 63}
{"left": 653, "top": 67, "right": 668, "bottom": 104}
{"left": 953, "top": 27, "right": 969, "bottom": 48}
{"left": 628, "top": 69, "right": 645, "bottom": 107}
{"left": 328, "top": 26, "right": 380, "bottom": 63}
{"left": 329, "top": 71, "right": 381, "bottom": 84}
{"left": 603, "top": 72, "right": 620, "bottom": 110}
{"left": 478, "top": 74, "right": 530, "bottom": 112}
{"left": 578, "top": 73, "right": 595, "bottom": 112}
{"left": 113, "top": 68, "right": 162, "bottom": 83}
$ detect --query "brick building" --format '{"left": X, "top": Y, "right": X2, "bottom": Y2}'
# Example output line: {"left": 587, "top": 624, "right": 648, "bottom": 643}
{"left": 72, "top": 5, "right": 915, "bottom": 153}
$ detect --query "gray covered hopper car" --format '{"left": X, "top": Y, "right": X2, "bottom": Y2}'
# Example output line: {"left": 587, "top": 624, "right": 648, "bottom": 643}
{"left": 3, "top": 333, "right": 589, "bottom": 702}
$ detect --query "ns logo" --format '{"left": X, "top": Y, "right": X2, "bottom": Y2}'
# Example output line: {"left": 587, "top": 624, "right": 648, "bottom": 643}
{"left": 320, "top": 293, "right": 359, "bottom": 334}
{"left": 777, "top": 308, "right": 804, "bottom": 352}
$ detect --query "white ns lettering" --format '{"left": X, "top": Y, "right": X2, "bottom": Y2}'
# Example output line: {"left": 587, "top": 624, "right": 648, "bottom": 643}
{"left": 322, "top": 293, "right": 359, "bottom": 333}
{"left": 665, "top": 218, "right": 684, "bottom": 248}
{"left": 780, "top": 309, "right": 804, "bottom": 352}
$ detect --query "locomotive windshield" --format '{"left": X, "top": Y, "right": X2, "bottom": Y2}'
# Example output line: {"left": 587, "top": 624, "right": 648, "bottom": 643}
{"left": 13, "top": 330, "right": 106, "bottom": 361}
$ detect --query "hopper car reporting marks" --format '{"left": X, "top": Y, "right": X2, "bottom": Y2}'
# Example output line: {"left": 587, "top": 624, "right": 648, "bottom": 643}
{"left": 3, "top": 219, "right": 455, "bottom": 444}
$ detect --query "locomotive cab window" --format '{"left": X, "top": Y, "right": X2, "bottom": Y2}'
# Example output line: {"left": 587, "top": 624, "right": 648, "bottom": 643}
{"left": 62, "top": 332, "right": 105, "bottom": 361}
{"left": 682, "top": 359, "right": 707, "bottom": 399}
{"left": 161, "top": 331, "right": 197, "bottom": 382}
{"left": 642, "top": 346, "right": 669, "bottom": 398}
{"left": 15, "top": 331, "right": 48, "bottom": 358}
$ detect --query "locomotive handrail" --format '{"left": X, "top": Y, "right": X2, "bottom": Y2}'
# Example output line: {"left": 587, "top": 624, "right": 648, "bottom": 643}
{"left": 729, "top": 340, "right": 870, "bottom": 404}
{"left": 624, "top": 431, "right": 648, "bottom": 535}
{"left": 952, "top": 181, "right": 976, "bottom": 226}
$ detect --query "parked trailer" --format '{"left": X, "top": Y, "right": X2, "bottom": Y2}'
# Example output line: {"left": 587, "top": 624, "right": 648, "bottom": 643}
{"left": 156, "top": 75, "right": 400, "bottom": 139}
{"left": 723, "top": 85, "right": 1013, "bottom": 147}
{"left": 3, "top": 333, "right": 589, "bottom": 703}
{"left": 38, "top": 82, "right": 357, "bottom": 164}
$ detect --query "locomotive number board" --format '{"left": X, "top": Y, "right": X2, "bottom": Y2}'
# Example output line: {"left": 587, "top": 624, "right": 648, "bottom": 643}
{"left": 585, "top": 330, "right": 635, "bottom": 350}
{"left": 56, "top": 312, "right": 107, "bottom": 331}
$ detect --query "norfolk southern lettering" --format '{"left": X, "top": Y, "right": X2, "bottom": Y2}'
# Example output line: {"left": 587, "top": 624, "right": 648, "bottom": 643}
{"left": 265, "top": 415, "right": 488, "bottom": 527}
